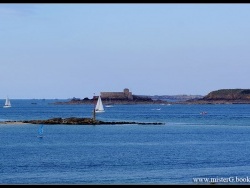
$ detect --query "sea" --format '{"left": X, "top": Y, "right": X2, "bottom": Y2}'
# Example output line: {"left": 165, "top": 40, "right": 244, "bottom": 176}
{"left": 1, "top": 99, "right": 250, "bottom": 185}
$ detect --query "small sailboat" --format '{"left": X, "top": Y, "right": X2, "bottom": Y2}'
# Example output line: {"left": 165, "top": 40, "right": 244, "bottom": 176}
{"left": 37, "top": 125, "right": 44, "bottom": 138}
{"left": 3, "top": 96, "right": 11, "bottom": 108}
{"left": 95, "top": 96, "right": 105, "bottom": 113}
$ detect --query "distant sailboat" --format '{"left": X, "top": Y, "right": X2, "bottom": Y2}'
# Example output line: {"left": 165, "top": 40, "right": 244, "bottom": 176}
{"left": 37, "top": 125, "right": 44, "bottom": 138}
{"left": 3, "top": 96, "right": 11, "bottom": 108}
{"left": 95, "top": 96, "right": 105, "bottom": 113}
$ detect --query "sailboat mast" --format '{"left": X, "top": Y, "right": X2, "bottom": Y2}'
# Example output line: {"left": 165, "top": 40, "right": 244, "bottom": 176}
{"left": 93, "top": 93, "right": 96, "bottom": 121}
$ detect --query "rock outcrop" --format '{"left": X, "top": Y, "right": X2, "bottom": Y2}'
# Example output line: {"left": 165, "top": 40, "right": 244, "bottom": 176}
{"left": 203, "top": 89, "right": 250, "bottom": 100}
{"left": 184, "top": 89, "right": 250, "bottom": 104}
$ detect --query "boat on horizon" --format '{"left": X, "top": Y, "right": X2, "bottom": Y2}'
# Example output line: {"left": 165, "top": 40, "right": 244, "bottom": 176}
{"left": 3, "top": 96, "right": 11, "bottom": 108}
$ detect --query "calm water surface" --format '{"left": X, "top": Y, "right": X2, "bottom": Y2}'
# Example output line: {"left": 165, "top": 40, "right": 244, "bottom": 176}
{"left": 1, "top": 99, "right": 250, "bottom": 184}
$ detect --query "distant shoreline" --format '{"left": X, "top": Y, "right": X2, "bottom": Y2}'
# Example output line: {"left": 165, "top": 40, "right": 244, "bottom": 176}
{"left": 53, "top": 99, "right": 250, "bottom": 105}
{"left": 54, "top": 89, "right": 250, "bottom": 105}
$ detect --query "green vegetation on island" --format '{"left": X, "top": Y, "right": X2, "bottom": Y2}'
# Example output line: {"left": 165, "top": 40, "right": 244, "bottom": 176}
{"left": 184, "top": 89, "right": 250, "bottom": 104}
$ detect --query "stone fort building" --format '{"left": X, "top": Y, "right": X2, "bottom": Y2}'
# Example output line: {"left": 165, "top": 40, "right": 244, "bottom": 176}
{"left": 100, "top": 88, "right": 133, "bottom": 100}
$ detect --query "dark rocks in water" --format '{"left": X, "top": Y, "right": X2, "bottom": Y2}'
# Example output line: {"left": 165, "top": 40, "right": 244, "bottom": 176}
{"left": 22, "top": 117, "right": 165, "bottom": 125}
{"left": 22, "top": 117, "right": 100, "bottom": 125}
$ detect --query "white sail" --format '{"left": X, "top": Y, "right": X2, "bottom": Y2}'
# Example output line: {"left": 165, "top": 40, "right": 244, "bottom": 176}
{"left": 3, "top": 97, "right": 11, "bottom": 108}
{"left": 95, "top": 96, "right": 105, "bottom": 113}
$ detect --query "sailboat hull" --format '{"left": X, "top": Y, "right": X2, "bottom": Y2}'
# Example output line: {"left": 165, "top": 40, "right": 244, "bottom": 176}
{"left": 3, "top": 105, "right": 11, "bottom": 108}
{"left": 3, "top": 97, "right": 11, "bottom": 108}
{"left": 95, "top": 110, "right": 105, "bottom": 113}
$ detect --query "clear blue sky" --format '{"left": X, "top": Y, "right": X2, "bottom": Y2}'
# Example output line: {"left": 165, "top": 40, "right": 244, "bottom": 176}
{"left": 1, "top": 3, "right": 250, "bottom": 99}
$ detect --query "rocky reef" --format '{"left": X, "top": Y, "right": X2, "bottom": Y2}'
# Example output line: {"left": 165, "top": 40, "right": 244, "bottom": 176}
{"left": 21, "top": 117, "right": 165, "bottom": 125}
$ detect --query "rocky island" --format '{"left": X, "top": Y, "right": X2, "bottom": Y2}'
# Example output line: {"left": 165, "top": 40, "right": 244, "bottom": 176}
{"left": 181, "top": 89, "right": 250, "bottom": 104}
{"left": 54, "top": 88, "right": 201, "bottom": 105}
{"left": 54, "top": 88, "right": 166, "bottom": 105}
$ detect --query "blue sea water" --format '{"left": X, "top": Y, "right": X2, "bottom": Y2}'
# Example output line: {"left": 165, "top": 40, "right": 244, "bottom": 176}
{"left": 1, "top": 99, "right": 250, "bottom": 185}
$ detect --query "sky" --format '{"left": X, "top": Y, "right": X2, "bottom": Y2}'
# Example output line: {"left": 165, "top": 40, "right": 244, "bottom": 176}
{"left": 1, "top": 3, "right": 250, "bottom": 99}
